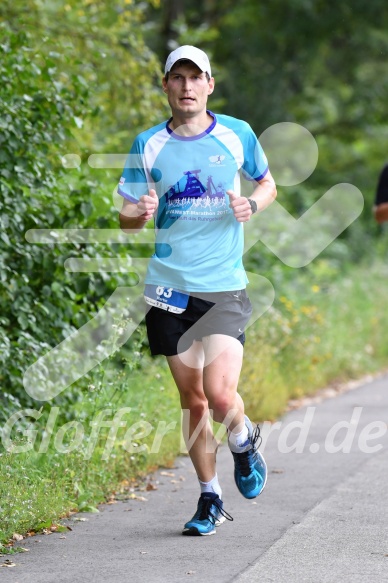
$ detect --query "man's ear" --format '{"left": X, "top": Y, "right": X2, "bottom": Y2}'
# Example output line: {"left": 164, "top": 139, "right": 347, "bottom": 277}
{"left": 207, "top": 77, "right": 215, "bottom": 95}
{"left": 162, "top": 77, "right": 168, "bottom": 93}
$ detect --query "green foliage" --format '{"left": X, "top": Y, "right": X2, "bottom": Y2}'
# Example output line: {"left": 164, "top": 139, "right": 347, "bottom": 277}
{"left": 241, "top": 262, "right": 388, "bottom": 420}
{"left": 149, "top": 0, "right": 388, "bottom": 244}
{"left": 0, "top": 23, "right": 91, "bottom": 416}
{"left": 0, "top": 0, "right": 168, "bottom": 151}
{"left": 0, "top": 2, "right": 166, "bottom": 420}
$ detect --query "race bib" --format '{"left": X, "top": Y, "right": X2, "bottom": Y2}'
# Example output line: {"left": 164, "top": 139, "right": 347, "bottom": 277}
{"left": 144, "top": 284, "right": 189, "bottom": 314}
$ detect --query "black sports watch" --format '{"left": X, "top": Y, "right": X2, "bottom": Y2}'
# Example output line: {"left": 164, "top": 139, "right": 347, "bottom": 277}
{"left": 248, "top": 198, "right": 258, "bottom": 214}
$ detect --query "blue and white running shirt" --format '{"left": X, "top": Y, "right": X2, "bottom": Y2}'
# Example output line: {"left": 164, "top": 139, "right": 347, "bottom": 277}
{"left": 118, "top": 111, "right": 269, "bottom": 292}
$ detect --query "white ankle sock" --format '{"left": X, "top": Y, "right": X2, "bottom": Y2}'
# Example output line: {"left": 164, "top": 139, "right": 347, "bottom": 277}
{"left": 228, "top": 424, "right": 249, "bottom": 448}
{"left": 199, "top": 473, "right": 222, "bottom": 499}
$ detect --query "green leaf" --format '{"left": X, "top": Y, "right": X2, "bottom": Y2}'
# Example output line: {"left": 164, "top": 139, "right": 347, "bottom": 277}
{"left": 73, "top": 116, "right": 83, "bottom": 129}
{"left": 0, "top": 232, "right": 10, "bottom": 246}
{"left": 80, "top": 201, "right": 93, "bottom": 218}
{"left": 77, "top": 503, "right": 100, "bottom": 513}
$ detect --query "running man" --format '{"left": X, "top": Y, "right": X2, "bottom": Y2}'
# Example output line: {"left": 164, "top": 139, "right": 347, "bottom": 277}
{"left": 118, "top": 46, "right": 277, "bottom": 535}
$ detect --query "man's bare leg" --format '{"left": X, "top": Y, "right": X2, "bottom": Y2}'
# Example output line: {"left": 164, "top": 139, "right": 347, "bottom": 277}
{"left": 202, "top": 334, "right": 246, "bottom": 432}
{"left": 167, "top": 341, "right": 218, "bottom": 483}
{"left": 168, "top": 335, "right": 247, "bottom": 477}
{"left": 202, "top": 334, "right": 267, "bottom": 500}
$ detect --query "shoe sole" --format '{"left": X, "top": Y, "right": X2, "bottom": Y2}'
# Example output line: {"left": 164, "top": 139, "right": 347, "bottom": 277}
{"left": 182, "top": 517, "right": 224, "bottom": 535}
{"left": 182, "top": 527, "right": 216, "bottom": 536}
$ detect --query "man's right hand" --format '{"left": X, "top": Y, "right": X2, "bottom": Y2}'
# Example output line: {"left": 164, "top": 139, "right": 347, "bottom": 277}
{"left": 137, "top": 189, "right": 159, "bottom": 221}
{"left": 119, "top": 189, "right": 159, "bottom": 233}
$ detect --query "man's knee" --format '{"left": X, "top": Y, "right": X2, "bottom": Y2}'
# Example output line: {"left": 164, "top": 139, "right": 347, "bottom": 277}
{"left": 207, "top": 393, "right": 236, "bottom": 420}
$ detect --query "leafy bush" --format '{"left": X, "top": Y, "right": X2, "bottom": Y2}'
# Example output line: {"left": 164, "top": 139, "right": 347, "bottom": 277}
{"left": 0, "top": 25, "right": 89, "bottom": 414}
{"left": 0, "top": 23, "right": 149, "bottom": 420}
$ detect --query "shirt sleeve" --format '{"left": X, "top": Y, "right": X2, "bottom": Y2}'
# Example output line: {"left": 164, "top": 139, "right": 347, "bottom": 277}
{"left": 375, "top": 164, "right": 388, "bottom": 206}
{"left": 240, "top": 124, "right": 269, "bottom": 182}
{"left": 117, "top": 136, "right": 149, "bottom": 203}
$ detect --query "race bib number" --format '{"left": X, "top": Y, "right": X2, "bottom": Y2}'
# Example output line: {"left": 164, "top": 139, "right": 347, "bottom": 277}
{"left": 144, "top": 285, "right": 189, "bottom": 313}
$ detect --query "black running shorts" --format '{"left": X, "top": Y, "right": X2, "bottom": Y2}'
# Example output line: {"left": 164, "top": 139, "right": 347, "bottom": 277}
{"left": 145, "top": 289, "right": 252, "bottom": 356}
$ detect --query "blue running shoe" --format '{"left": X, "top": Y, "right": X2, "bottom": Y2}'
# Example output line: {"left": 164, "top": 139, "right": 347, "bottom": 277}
{"left": 182, "top": 492, "right": 233, "bottom": 536}
{"left": 230, "top": 415, "right": 267, "bottom": 499}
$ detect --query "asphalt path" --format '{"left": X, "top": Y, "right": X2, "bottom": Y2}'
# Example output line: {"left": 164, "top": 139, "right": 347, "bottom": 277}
{"left": 1, "top": 374, "right": 387, "bottom": 583}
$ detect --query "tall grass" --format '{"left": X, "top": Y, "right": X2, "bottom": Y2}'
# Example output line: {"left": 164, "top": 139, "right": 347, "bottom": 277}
{"left": 241, "top": 261, "right": 388, "bottom": 419}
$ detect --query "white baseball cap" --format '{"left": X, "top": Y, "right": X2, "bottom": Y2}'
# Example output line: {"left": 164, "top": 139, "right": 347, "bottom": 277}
{"left": 164, "top": 45, "right": 212, "bottom": 77}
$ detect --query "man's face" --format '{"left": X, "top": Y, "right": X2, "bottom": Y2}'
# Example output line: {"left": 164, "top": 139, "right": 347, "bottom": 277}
{"left": 162, "top": 61, "right": 215, "bottom": 118}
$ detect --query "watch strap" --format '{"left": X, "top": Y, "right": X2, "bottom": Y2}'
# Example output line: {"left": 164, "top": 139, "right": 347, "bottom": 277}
{"left": 248, "top": 198, "right": 258, "bottom": 214}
